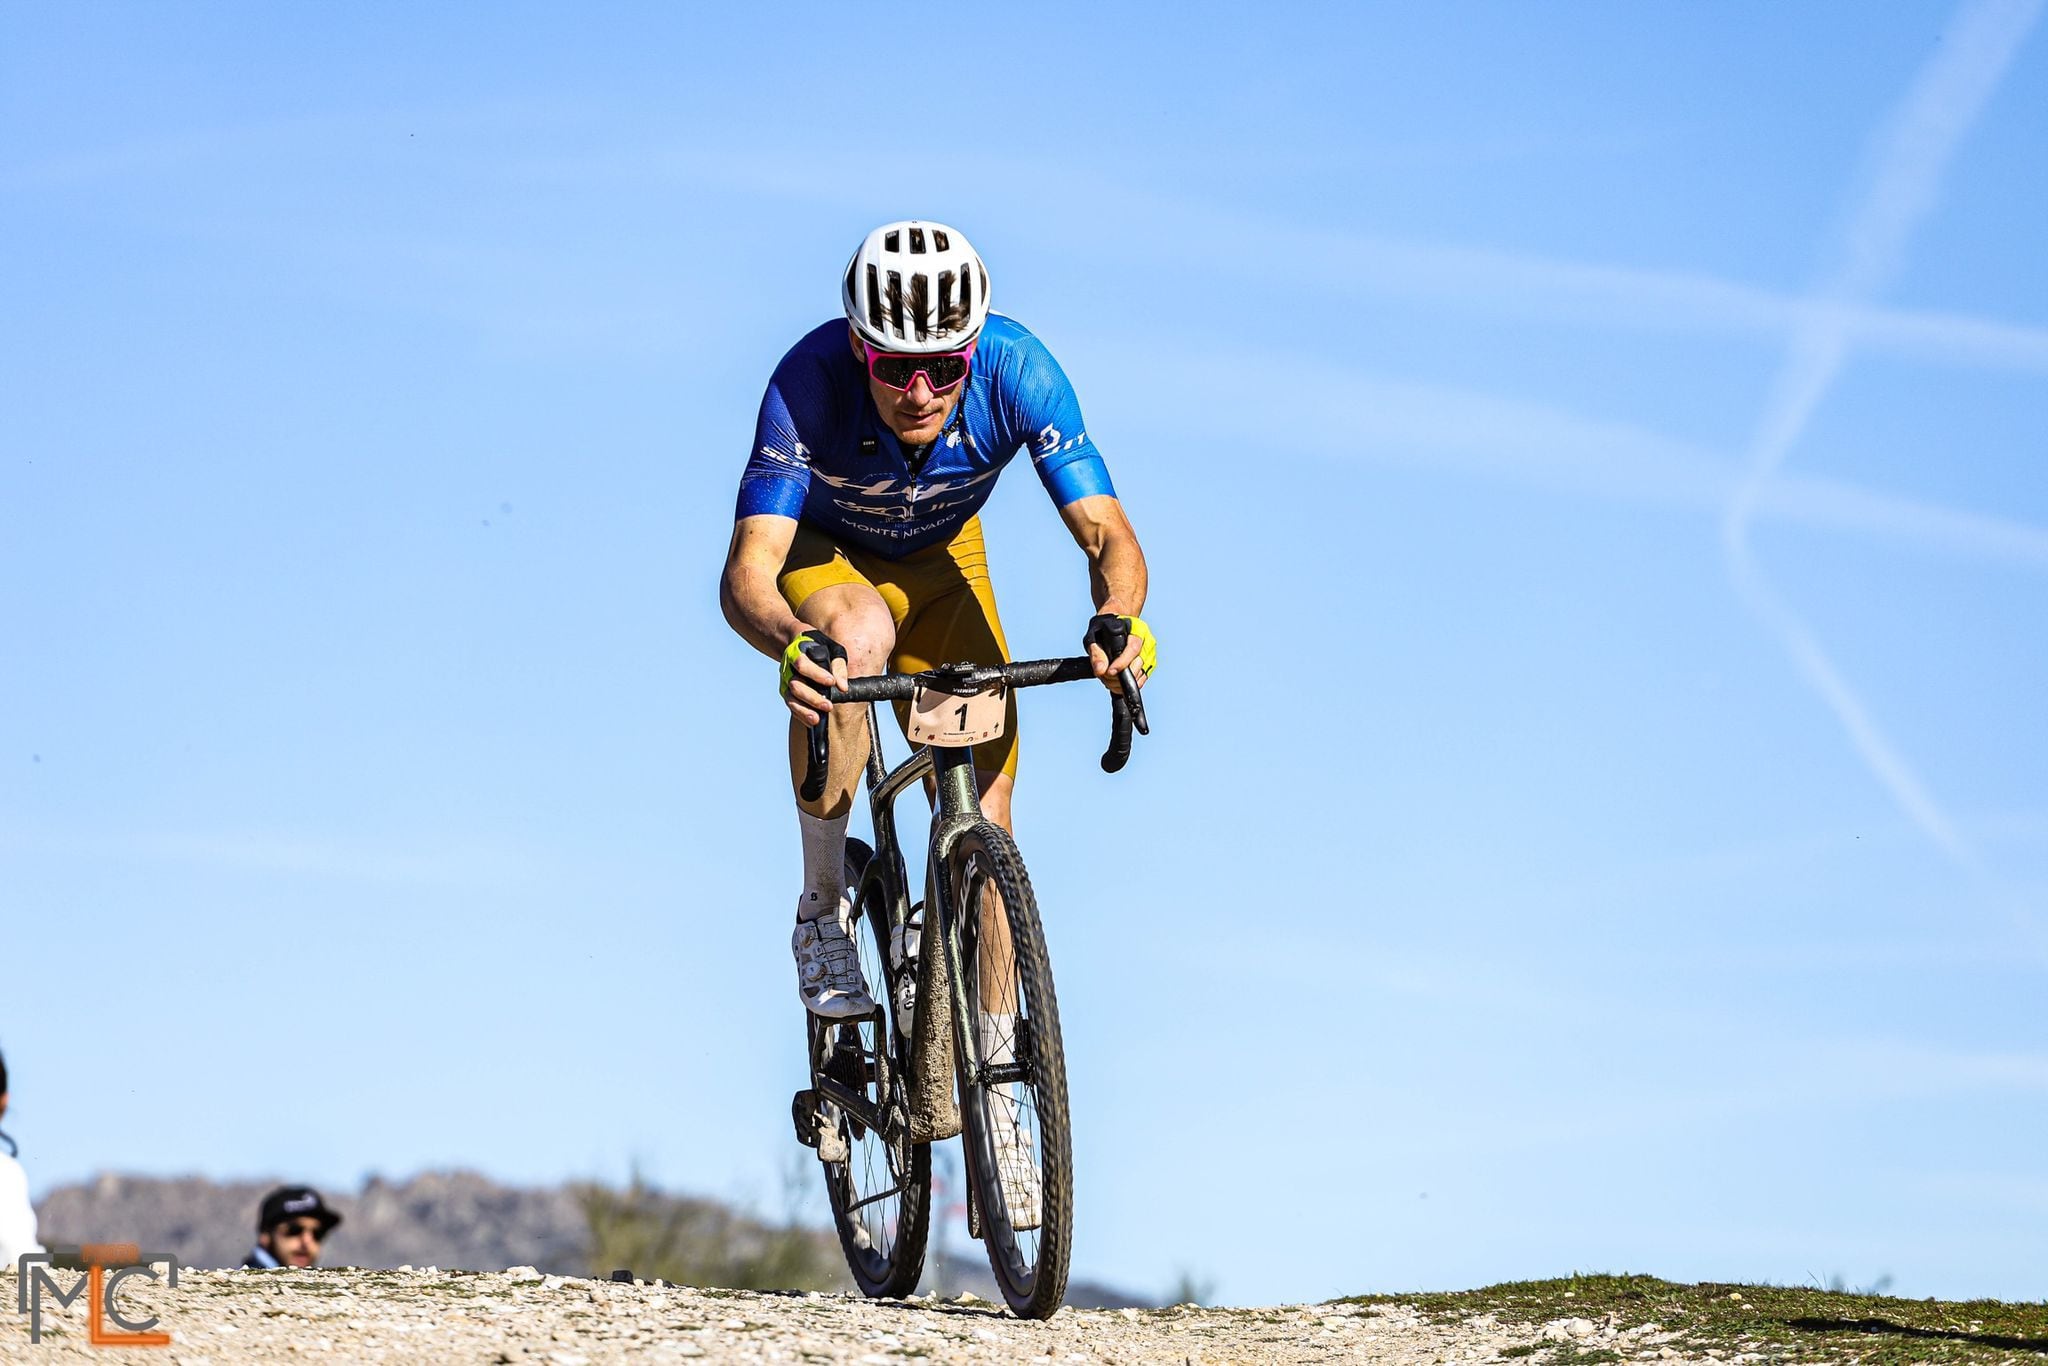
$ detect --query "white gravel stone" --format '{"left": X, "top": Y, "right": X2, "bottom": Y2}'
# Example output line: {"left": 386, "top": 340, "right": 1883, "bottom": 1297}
{"left": 0, "top": 1269, "right": 1644, "bottom": 1364}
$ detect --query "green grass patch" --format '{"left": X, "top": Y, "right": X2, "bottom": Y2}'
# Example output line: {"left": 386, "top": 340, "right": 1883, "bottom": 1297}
{"left": 1339, "top": 1273, "right": 2048, "bottom": 1365}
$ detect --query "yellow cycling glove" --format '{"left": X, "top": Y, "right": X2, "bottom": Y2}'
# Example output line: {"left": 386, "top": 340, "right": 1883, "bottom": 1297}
{"left": 1086, "top": 613, "right": 1158, "bottom": 680}
{"left": 780, "top": 630, "right": 846, "bottom": 701}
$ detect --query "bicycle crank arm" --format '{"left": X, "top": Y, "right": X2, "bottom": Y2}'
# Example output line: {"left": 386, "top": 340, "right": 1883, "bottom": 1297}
{"left": 813, "top": 1074, "right": 891, "bottom": 1140}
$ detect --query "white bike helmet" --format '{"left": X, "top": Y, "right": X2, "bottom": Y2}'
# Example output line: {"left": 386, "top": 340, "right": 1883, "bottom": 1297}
{"left": 842, "top": 220, "right": 991, "bottom": 353}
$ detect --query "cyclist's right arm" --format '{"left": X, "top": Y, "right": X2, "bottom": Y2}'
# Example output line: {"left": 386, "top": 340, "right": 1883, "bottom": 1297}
{"left": 727, "top": 332, "right": 854, "bottom": 721}
{"left": 720, "top": 516, "right": 843, "bottom": 724}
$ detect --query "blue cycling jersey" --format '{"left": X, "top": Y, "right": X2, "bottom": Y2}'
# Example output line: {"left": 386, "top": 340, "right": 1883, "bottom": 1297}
{"left": 737, "top": 314, "right": 1114, "bottom": 559}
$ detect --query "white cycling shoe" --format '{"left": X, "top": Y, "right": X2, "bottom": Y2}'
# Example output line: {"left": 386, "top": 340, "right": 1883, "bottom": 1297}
{"left": 793, "top": 892, "right": 876, "bottom": 1019}
{"left": 989, "top": 1090, "right": 1042, "bottom": 1230}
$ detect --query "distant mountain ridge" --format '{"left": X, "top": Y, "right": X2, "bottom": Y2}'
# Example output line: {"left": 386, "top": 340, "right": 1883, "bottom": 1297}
{"left": 32, "top": 1170, "right": 1152, "bottom": 1308}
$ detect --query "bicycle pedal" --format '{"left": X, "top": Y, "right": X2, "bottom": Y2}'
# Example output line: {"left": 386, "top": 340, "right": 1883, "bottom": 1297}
{"left": 790, "top": 1089, "right": 822, "bottom": 1149}
{"left": 794, "top": 1088, "right": 851, "bottom": 1163}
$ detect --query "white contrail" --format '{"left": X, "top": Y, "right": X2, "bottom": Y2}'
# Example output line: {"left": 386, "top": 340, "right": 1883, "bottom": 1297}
{"left": 1723, "top": 0, "right": 2045, "bottom": 948}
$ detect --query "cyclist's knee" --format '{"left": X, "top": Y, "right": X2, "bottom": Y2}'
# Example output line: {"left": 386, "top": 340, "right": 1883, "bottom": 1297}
{"left": 803, "top": 595, "right": 894, "bottom": 674}
{"left": 834, "top": 620, "right": 893, "bottom": 676}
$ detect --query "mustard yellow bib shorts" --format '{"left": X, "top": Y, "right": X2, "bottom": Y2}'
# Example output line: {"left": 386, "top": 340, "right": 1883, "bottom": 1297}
{"left": 777, "top": 516, "right": 1021, "bottom": 780}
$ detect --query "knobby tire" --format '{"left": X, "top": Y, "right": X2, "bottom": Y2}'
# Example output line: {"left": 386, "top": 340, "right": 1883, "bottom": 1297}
{"left": 948, "top": 821, "right": 1073, "bottom": 1319}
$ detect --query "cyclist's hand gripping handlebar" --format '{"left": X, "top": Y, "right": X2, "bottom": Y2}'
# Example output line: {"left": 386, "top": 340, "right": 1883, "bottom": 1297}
{"left": 785, "top": 631, "right": 847, "bottom": 803}
{"left": 790, "top": 623, "right": 1151, "bottom": 791}
{"left": 1086, "top": 613, "right": 1151, "bottom": 773}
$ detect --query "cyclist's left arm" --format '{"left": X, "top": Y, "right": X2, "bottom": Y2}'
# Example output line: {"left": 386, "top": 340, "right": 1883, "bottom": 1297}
{"left": 1058, "top": 494, "right": 1153, "bottom": 686}
{"left": 984, "top": 319, "right": 1154, "bottom": 686}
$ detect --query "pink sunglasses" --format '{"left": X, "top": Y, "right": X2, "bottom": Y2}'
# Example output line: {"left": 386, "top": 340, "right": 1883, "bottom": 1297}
{"left": 860, "top": 339, "right": 975, "bottom": 394}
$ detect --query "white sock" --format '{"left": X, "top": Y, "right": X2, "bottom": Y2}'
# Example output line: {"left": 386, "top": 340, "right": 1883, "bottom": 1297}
{"left": 978, "top": 1011, "right": 1017, "bottom": 1066}
{"left": 796, "top": 808, "right": 851, "bottom": 922}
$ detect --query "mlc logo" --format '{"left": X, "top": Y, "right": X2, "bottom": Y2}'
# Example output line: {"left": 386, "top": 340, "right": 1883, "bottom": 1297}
{"left": 15, "top": 1245, "right": 177, "bottom": 1347}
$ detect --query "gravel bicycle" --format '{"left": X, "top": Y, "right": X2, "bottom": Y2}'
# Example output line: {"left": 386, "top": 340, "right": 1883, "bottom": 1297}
{"left": 789, "top": 616, "right": 1148, "bottom": 1319}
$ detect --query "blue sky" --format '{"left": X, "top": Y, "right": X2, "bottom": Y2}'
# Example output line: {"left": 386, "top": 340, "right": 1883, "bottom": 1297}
{"left": 4, "top": 0, "right": 2045, "bottom": 1307}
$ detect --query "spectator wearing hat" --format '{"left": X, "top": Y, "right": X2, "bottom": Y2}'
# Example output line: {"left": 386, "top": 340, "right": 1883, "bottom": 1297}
{"left": 0, "top": 1047, "right": 42, "bottom": 1266}
{"left": 241, "top": 1186, "right": 342, "bottom": 1269}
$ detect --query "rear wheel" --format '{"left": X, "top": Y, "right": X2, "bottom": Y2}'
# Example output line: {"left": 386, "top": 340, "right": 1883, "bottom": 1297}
{"left": 948, "top": 821, "right": 1073, "bottom": 1319}
{"left": 814, "top": 837, "right": 931, "bottom": 1297}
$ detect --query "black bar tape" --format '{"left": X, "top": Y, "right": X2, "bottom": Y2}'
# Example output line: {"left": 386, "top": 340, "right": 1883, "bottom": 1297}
{"left": 1102, "top": 693, "right": 1134, "bottom": 773}
{"left": 796, "top": 631, "right": 847, "bottom": 804}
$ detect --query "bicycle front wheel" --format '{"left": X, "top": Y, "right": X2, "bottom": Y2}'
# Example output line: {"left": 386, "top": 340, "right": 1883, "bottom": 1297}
{"left": 815, "top": 837, "right": 931, "bottom": 1298}
{"left": 947, "top": 821, "right": 1073, "bottom": 1319}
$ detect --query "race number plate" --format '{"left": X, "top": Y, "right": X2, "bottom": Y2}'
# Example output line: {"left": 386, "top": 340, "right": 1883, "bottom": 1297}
{"left": 906, "top": 681, "right": 1007, "bottom": 748}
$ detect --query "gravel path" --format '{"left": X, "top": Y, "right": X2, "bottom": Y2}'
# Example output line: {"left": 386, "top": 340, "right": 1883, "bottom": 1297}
{"left": 1, "top": 1266, "right": 1722, "bottom": 1363}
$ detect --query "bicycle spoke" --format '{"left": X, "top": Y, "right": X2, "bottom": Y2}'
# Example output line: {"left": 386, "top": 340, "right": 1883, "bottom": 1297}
{"left": 842, "top": 1182, "right": 907, "bottom": 1213}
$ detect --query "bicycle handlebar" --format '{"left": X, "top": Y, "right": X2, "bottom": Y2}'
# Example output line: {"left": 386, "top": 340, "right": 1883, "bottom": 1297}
{"left": 799, "top": 652, "right": 1149, "bottom": 799}
{"left": 829, "top": 655, "right": 1092, "bottom": 703}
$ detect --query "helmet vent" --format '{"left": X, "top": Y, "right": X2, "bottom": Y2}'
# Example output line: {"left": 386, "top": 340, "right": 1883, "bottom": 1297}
{"left": 842, "top": 220, "right": 987, "bottom": 351}
{"left": 909, "top": 272, "right": 930, "bottom": 340}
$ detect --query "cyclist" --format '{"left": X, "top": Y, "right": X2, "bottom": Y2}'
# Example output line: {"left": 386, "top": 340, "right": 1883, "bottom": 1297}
{"left": 0, "top": 1047, "right": 42, "bottom": 1266}
{"left": 719, "top": 219, "right": 1156, "bottom": 1024}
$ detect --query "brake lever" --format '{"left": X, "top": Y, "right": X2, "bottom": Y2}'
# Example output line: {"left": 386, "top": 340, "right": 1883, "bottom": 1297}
{"left": 1116, "top": 666, "right": 1150, "bottom": 735}
{"left": 800, "top": 716, "right": 829, "bottom": 802}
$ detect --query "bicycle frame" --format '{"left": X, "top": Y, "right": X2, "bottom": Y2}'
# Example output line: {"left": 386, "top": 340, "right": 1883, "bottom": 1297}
{"left": 799, "top": 632, "right": 1147, "bottom": 1316}
{"left": 841, "top": 706, "right": 989, "bottom": 1135}
{"left": 805, "top": 646, "right": 1140, "bottom": 1145}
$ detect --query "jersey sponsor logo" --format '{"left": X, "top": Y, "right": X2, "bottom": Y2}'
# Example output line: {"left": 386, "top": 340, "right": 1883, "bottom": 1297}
{"left": 813, "top": 470, "right": 906, "bottom": 495}
{"left": 813, "top": 467, "right": 999, "bottom": 498}
{"left": 757, "top": 438, "right": 811, "bottom": 468}
{"left": 841, "top": 514, "right": 968, "bottom": 541}
{"left": 833, "top": 498, "right": 917, "bottom": 523}
{"left": 916, "top": 468, "right": 999, "bottom": 497}
{"left": 1033, "top": 425, "right": 1088, "bottom": 460}
{"left": 831, "top": 494, "right": 975, "bottom": 523}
